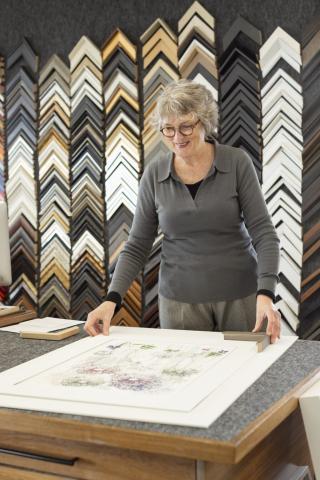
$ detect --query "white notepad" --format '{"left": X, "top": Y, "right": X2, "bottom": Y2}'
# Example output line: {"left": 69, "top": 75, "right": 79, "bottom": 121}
{"left": 0, "top": 317, "right": 84, "bottom": 333}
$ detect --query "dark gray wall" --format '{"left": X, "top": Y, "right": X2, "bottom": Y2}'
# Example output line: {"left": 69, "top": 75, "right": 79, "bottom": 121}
{"left": 0, "top": 0, "right": 319, "bottom": 65}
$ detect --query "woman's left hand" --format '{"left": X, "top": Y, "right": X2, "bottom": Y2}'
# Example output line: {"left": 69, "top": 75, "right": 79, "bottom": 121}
{"left": 252, "top": 294, "right": 281, "bottom": 344}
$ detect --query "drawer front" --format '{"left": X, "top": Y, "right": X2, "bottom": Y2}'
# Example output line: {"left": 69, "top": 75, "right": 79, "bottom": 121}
{"left": 0, "top": 430, "right": 195, "bottom": 480}
{"left": 0, "top": 463, "right": 73, "bottom": 480}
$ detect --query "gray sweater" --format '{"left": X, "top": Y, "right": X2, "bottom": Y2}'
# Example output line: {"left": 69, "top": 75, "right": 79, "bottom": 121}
{"left": 108, "top": 140, "right": 280, "bottom": 303}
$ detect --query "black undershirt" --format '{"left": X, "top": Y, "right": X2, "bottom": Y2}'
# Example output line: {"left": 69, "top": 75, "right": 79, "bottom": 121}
{"left": 185, "top": 179, "right": 203, "bottom": 199}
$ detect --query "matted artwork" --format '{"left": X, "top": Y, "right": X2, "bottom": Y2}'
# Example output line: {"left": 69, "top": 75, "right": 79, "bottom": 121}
{"left": 0, "top": 327, "right": 297, "bottom": 427}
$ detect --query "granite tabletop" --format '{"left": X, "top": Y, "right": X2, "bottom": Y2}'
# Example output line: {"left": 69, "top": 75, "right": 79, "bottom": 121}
{"left": 0, "top": 328, "right": 319, "bottom": 442}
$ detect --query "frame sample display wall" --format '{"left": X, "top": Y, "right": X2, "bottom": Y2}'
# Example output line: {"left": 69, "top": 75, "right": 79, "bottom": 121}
{"left": 1, "top": 1, "right": 319, "bottom": 339}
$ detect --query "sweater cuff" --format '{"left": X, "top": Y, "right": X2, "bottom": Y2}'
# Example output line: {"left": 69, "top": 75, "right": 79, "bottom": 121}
{"left": 256, "top": 289, "right": 276, "bottom": 303}
{"left": 257, "top": 275, "right": 278, "bottom": 294}
{"left": 106, "top": 291, "right": 122, "bottom": 312}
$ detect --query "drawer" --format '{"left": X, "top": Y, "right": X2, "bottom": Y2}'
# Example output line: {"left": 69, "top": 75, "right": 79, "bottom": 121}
{"left": 0, "top": 430, "right": 195, "bottom": 480}
{"left": 0, "top": 464, "right": 71, "bottom": 479}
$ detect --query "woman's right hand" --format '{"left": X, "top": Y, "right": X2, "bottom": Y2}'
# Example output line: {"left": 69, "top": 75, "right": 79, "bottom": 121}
{"left": 84, "top": 301, "right": 117, "bottom": 336}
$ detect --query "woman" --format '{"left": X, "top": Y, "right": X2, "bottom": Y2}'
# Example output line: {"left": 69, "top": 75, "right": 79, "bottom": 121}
{"left": 84, "top": 79, "right": 281, "bottom": 342}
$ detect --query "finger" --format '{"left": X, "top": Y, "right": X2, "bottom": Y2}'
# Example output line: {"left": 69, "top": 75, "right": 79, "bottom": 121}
{"left": 275, "top": 312, "right": 281, "bottom": 339}
{"left": 276, "top": 311, "right": 281, "bottom": 338}
{"left": 270, "top": 323, "right": 277, "bottom": 343}
{"left": 266, "top": 317, "right": 273, "bottom": 336}
{"left": 87, "top": 324, "right": 99, "bottom": 337}
{"left": 252, "top": 312, "right": 264, "bottom": 332}
{"left": 267, "top": 319, "right": 277, "bottom": 340}
{"left": 271, "top": 312, "right": 281, "bottom": 339}
{"left": 269, "top": 314, "right": 280, "bottom": 343}
{"left": 102, "top": 319, "right": 110, "bottom": 336}
{"left": 93, "top": 322, "right": 102, "bottom": 335}
{"left": 85, "top": 315, "right": 100, "bottom": 337}
{"left": 270, "top": 327, "right": 278, "bottom": 344}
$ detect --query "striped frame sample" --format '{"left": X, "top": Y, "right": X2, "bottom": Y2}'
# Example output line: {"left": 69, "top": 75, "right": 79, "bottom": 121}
{"left": 220, "top": 16, "right": 262, "bottom": 181}
{"left": 260, "top": 27, "right": 303, "bottom": 333}
{"left": 38, "top": 55, "right": 71, "bottom": 318}
{"left": 0, "top": 55, "right": 4, "bottom": 199}
{"left": 69, "top": 36, "right": 107, "bottom": 320}
{"left": 5, "top": 39, "right": 39, "bottom": 310}
{"left": 102, "top": 30, "right": 142, "bottom": 326}
{"left": 299, "top": 21, "right": 320, "bottom": 338}
{"left": 178, "top": 1, "right": 218, "bottom": 103}
{"left": 140, "top": 18, "right": 179, "bottom": 327}
{"left": 0, "top": 55, "right": 6, "bottom": 303}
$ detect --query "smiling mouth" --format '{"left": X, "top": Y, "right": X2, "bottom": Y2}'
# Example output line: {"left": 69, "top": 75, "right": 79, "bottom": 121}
{"left": 175, "top": 142, "right": 189, "bottom": 147}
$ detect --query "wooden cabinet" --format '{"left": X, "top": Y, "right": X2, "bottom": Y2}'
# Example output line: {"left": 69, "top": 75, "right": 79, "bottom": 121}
{"left": 0, "top": 379, "right": 316, "bottom": 480}
{"left": 0, "top": 430, "right": 195, "bottom": 480}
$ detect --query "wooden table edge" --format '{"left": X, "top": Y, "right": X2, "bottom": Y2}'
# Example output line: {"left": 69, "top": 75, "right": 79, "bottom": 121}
{"left": 231, "top": 367, "right": 320, "bottom": 462}
{"left": 0, "top": 368, "right": 319, "bottom": 465}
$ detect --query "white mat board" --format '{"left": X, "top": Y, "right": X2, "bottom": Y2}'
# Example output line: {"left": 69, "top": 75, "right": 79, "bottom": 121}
{"left": 0, "top": 327, "right": 297, "bottom": 428}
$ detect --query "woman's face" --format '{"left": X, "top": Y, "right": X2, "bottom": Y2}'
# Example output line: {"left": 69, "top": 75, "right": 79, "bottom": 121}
{"left": 160, "top": 113, "right": 206, "bottom": 159}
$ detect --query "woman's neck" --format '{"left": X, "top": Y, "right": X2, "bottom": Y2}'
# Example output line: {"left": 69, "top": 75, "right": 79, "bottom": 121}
{"left": 173, "top": 142, "right": 215, "bottom": 184}
{"left": 175, "top": 141, "right": 214, "bottom": 168}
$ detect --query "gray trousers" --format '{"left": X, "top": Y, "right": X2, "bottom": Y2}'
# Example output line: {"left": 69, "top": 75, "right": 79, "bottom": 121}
{"left": 158, "top": 293, "right": 257, "bottom": 332}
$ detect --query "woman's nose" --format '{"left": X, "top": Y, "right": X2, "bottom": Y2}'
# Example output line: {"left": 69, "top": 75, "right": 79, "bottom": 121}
{"left": 172, "top": 129, "right": 184, "bottom": 140}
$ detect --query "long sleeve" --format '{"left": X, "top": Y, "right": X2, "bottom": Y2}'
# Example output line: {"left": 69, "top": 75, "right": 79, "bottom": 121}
{"left": 108, "top": 163, "right": 159, "bottom": 298}
{"left": 237, "top": 151, "right": 280, "bottom": 294}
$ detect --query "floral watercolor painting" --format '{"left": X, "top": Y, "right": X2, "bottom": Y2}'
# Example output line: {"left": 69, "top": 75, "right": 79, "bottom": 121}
{"left": 47, "top": 340, "right": 231, "bottom": 395}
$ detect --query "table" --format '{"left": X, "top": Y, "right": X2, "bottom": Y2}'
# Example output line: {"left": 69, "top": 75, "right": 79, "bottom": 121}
{"left": 0, "top": 329, "right": 319, "bottom": 480}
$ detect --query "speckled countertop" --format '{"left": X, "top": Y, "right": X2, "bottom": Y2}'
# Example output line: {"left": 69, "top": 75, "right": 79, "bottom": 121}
{"left": 0, "top": 329, "right": 319, "bottom": 441}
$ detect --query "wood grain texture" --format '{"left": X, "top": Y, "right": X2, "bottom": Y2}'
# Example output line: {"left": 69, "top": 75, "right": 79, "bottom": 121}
{"left": 0, "top": 430, "right": 195, "bottom": 480}
{"left": 231, "top": 368, "right": 320, "bottom": 462}
{"left": 203, "top": 409, "right": 313, "bottom": 480}
{"left": 0, "top": 397, "right": 314, "bottom": 480}
{"left": 19, "top": 325, "right": 79, "bottom": 340}
{"left": 0, "top": 309, "right": 36, "bottom": 327}
{"left": 0, "top": 465, "right": 65, "bottom": 480}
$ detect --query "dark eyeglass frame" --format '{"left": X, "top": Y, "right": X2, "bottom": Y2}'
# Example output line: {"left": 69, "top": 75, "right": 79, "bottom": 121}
{"left": 160, "top": 119, "right": 200, "bottom": 138}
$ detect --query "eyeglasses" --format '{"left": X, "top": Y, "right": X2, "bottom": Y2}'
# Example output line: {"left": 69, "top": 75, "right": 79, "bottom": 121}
{"left": 160, "top": 120, "right": 200, "bottom": 138}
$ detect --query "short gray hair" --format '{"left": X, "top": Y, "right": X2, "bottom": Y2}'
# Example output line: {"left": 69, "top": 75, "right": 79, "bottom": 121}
{"left": 152, "top": 79, "right": 218, "bottom": 137}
